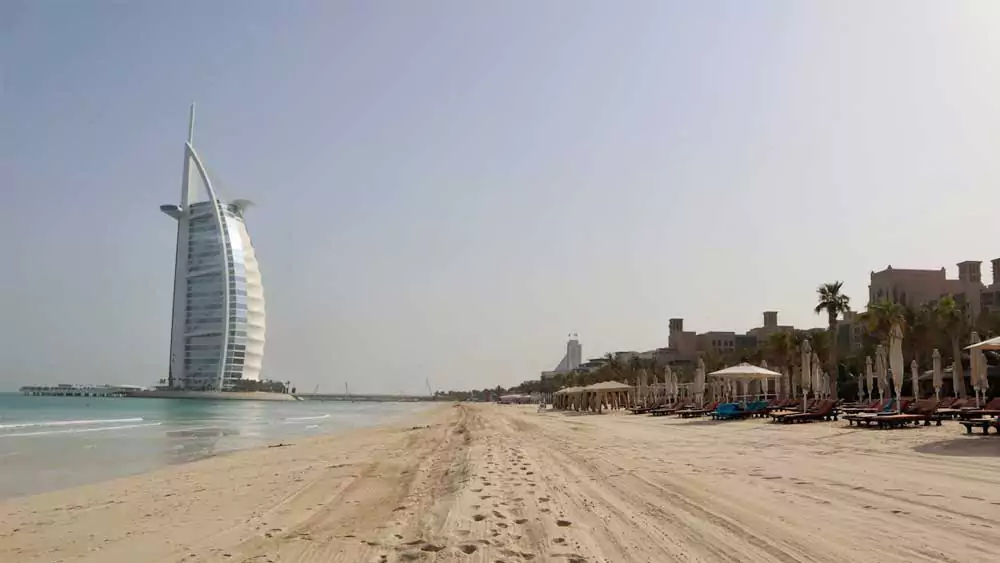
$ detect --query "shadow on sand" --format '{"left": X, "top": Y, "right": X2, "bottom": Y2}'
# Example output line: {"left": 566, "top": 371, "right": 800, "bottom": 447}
{"left": 913, "top": 437, "right": 1000, "bottom": 458}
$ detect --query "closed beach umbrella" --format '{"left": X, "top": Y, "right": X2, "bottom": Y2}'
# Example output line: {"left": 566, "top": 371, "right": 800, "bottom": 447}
{"left": 932, "top": 349, "right": 943, "bottom": 401}
{"left": 970, "top": 332, "right": 988, "bottom": 407}
{"left": 865, "top": 356, "right": 874, "bottom": 403}
{"left": 760, "top": 360, "right": 769, "bottom": 398}
{"left": 694, "top": 359, "right": 706, "bottom": 404}
{"left": 812, "top": 353, "right": 822, "bottom": 398}
{"left": 639, "top": 369, "right": 648, "bottom": 407}
{"left": 910, "top": 359, "right": 920, "bottom": 400}
{"left": 889, "top": 322, "right": 905, "bottom": 412}
{"left": 875, "top": 345, "right": 888, "bottom": 402}
{"left": 672, "top": 368, "right": 680, "bottom": 404}
{"left": 801, "top": 340, "right": 812, "bottom": 408}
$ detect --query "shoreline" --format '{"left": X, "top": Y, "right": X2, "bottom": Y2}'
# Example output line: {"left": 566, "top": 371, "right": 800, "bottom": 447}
{"left": 0, "top": 399, "right": 440, "bottom": 501}
{"left": 3, "top": 404, "right": 999, "bottom": 562}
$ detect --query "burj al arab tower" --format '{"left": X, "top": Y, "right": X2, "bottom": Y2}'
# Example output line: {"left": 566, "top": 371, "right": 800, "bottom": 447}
{"left": 160, "top": 105, "right": 266, "bottom": 391}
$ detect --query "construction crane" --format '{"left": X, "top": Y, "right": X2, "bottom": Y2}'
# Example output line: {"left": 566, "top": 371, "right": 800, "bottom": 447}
{"left": 425, "top": 377, "right": 433, "bottom": 396}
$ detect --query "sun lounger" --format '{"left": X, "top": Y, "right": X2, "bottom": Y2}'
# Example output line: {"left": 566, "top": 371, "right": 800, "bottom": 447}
{"left": 675, "top": 402, "right": 717, "bottom": 418}
{"left": 958, "top": 418, "right": 997, "bottom": 434}
{"left": 648, "top": 404, "right": 683, "bottom": 416}
{"left": 958, "top": 398, "right": 1000, "bottom": 419}
{"left": 776, "top": 400, "right": 837, "bottom": 424}
{"left": 841, "top": 399, "right": 881, "bottom": 415}
{"left": 711, "top": 403, "right": 744, "bottom": 420}
{"left": 846, "top": 412, "right": 923, "bottom": 428}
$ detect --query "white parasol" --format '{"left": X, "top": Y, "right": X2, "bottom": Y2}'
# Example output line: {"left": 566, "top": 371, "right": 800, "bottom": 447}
{"left": 694, "top": 359, "right": 706, "bottom": 405}
{"left": 970, "top": 332, "right": 988, "bottom": 408}
{"left": 910, "top": 359, "right": 920, "bottom": 400}
{"left": 865, "top": 356, "right": 874, "bottom": 403}
{"left": 875, "top": 345, "right": 888, "bottom": 402}
{"left": 801, "top": 340, "right": 812, "bottom": 409}
{"left": 812, "top": 352, "right": 822, "bottom": 398}
{"left": 889, "top": 322, "right": 905, "bottom": 412}
{"left": 931, "top": 349, "right": 943, "bottom": 401}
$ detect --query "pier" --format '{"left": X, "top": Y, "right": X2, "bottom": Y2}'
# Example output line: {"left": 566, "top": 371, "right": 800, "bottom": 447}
{"left": 19, "top": 384, "right": 143, "bottom": 398}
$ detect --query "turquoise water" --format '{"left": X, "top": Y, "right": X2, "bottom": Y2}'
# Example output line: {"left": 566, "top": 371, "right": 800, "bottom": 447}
{"left": 0, "top": 393, "right": 430, "bottom": 499}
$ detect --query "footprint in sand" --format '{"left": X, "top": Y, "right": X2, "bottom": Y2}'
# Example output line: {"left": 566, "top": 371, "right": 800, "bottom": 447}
{"left": 456, "top": 530, "right": 471, "bottom": 537}
{"left": 473, "top": 514, "right": 487, "bottom": 522}
{"left": 554, "top": 537, "right": 566, "bottom": 544}
{"left": 420, "top": 543, "right": 445, "bottom": 552}
{"left": 458, "top": 544, "right": 478, "bottom": 554}
{"left": 496, "top": 522, "right": 509, "bottom": 529}
{"left": 540, "top": 508, "right": 551, "bottom": 513}
{"left": 556, "top": 520, "right": 572, "bottom": 527}
{"left": 538, "top": 497, "right": 550, "bottom": 503}
{"left": 492, "top": 510, "right": 507, "bottom": 519}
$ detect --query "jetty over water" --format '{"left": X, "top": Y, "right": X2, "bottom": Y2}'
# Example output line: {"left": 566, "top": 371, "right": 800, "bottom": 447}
{"left": 20, "top": 384, "right": 143, "bottom": 397}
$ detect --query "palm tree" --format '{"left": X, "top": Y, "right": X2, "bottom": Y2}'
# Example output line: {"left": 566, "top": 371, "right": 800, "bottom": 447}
{"left": 815, "top": 282, "right": 851, "bottom": 399}
{"left": 862, "top": 299, "right": 907, "bottom": 342}
{"left": 934, "top": 295, "right": 967, "bottom": 399}
{"left": 765, "top": 331, "right": 794, "bottom": 372}
{"left": 904, "top": 304, "right": 935, "bottom": 368}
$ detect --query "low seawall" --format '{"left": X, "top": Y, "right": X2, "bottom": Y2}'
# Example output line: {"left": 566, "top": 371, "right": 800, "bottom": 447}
{"left": 127, "top": 390, "right": 297, "bottom": 401}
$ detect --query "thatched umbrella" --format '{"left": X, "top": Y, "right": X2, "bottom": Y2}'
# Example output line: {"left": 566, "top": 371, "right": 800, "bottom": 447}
{"left": 865, "top": 356, "right": 874, "bottom": 403}
{"left": 931, "top": 348, "right": 943, "bottom": 401}
{"left": 910, "top": 359, "right": 920, "bottom": 400}
{"left": 889, "top": 322, "right": 905, "bottom": 412}
{"left": 800, "top": 340, "right": 812, "bottom": 409}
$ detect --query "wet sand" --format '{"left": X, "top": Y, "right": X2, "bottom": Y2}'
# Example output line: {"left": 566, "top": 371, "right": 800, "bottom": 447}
{"left": 1, "top": 403, "right": 999, "bottom": 562}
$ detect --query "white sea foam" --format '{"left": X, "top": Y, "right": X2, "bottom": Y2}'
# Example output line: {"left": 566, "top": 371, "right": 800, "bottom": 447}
{"left": 283, "top": 414, "right": 330, "bottom": 423}
{"left": 0, "top": 417, "right": 144, "bottom": 430}
{"left": 0, "top": 422, "right": 162, "bottom": 438}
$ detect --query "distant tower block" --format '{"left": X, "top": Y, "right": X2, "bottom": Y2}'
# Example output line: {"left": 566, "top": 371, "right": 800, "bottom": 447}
{"left": 957, "top": 261, "right": 983, "bottom": 284}
{"left": 669, "top": 318, "right": 684, "bottom": 334}
{"left": 763, "top": 311, "right": 778, "bottom": 328}
{"left": 565, "top": 334, "right": 582, "bottom": 371}
{"left": 992, "top": 258, "right": 1000, "bottom": 286}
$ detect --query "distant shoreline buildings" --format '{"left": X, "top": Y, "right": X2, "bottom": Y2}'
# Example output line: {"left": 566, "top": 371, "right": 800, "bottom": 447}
{"left": 540, "top": 259, "right": 1000, "bottom": 381}
{"left": 869, "top": 259, "right": 1000, "bottom": 319}
{"left": 160, "top": 105, "right": 266, "bottom": 391}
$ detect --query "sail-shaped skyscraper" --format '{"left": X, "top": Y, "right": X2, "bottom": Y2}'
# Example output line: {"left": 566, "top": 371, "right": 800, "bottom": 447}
{"left": 160, "top": 105, "right": 266, "bottom": 390}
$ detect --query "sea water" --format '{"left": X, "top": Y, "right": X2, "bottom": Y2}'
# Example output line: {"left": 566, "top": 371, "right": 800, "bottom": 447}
{"left": 0, "top": 393, "right": 430, "bottom": 499}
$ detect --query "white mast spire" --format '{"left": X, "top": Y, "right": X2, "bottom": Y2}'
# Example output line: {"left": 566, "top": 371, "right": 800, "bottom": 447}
{"left": 187, "top": 102, "right": 196, "bottom": 145}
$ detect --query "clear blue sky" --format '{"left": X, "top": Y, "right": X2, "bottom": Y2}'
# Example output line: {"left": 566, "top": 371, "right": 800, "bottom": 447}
{"left": 1, "top": 1, "right": 998, "bottom": 393}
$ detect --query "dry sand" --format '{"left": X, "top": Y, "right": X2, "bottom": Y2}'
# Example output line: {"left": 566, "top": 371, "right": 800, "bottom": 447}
{"left": 2, "top": 403, "right": 999, "bottom": 563}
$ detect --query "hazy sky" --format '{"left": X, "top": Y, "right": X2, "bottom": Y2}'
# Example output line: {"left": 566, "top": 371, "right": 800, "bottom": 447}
{"left": 2, "top": 1, "right": 999, "bottom": 393}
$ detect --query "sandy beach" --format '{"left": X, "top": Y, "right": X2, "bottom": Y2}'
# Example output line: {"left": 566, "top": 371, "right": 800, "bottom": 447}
{"left": 2, "top": 403, "right": 999, "bottom": 563}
